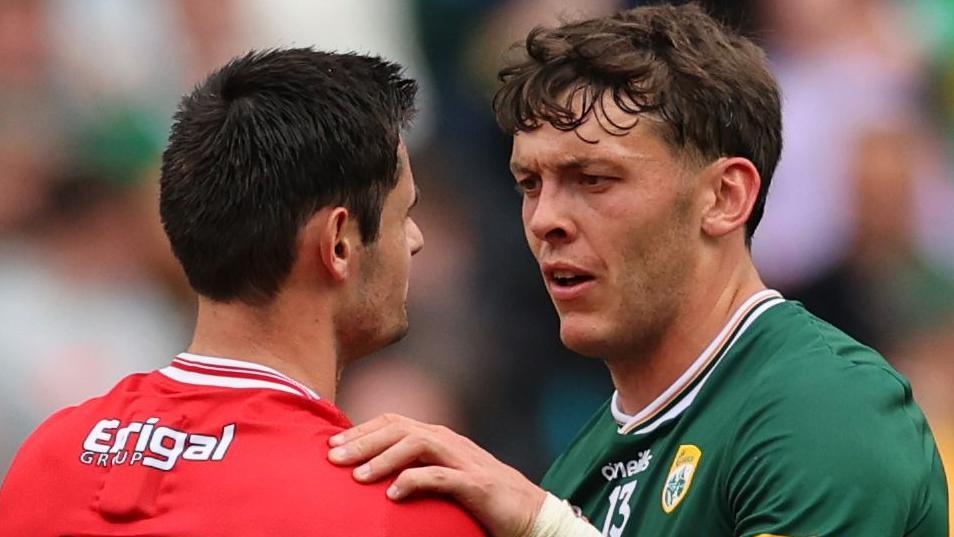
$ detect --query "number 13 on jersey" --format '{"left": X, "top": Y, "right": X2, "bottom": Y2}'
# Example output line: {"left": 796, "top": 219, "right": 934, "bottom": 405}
{"left": 601, "top": 480, "right": 637, "bottom": 536}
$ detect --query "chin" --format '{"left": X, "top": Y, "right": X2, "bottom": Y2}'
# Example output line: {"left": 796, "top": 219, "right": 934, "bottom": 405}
{"left": 558, "top": 317, "right": 613, "bottom": 358}
{"left": 339, "top": 311, "right": 409, "bottom": 363}
{"left": 383, "top": 319, "right": 410, "bottom": 347}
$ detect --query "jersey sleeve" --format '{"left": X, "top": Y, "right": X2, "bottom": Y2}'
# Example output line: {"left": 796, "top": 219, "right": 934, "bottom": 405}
{"left": 725, "top": 361, "right": 948, "bottom": 537}
{"left": 381, "top": 494, "right": 486, "bottom": 537}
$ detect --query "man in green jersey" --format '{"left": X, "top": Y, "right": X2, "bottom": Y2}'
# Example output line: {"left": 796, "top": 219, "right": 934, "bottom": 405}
{"left": 327, "top": 4, "right": 948, "bottom": 536}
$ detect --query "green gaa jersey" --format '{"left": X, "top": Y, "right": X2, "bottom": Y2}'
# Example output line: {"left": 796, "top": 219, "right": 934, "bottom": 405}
{"left": 542, "top": 290, "right": 948, "bottom": 537}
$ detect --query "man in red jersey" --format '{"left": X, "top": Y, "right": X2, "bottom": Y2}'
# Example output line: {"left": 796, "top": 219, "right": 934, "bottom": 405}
{"left": 0, "top": 48, "right": 485, "bottom": 536}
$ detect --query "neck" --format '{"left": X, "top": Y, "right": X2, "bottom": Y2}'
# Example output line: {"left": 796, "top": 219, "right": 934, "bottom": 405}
{"left": 608, "top": 254, "right": 765, "bottom": 416}
{"left": 187, "top": 295, "right": 340, "bottom": 402}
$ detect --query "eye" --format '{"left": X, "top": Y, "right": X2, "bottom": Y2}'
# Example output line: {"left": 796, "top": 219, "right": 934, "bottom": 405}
{"left": 579, "top": 174, "right": 611, "bottom": 188}
{"left": 515, "top": 176, "right": 542, "bottom": 197}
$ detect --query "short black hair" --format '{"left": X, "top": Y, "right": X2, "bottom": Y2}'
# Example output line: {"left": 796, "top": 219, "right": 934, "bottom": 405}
{"left": 494, "top": 3, "right": 782, "bottom": 243}
{"left": 160, "top": 48, "right": 417, "bottom": 304}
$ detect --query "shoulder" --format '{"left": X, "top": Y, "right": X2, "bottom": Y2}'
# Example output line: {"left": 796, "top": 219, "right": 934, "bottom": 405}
{"left": 1, "top": 405, "right": 79, "bottom": 484}
{"left": 10, "top": 372, "right": 154, "bottom": 453}
{"left": 742, "top": 301, "right": 911, "bottom": 414}
{"left": 0, "top": 377, "right": 143, "bottom": 529}
{"left": 381, "top": 495, "right": 485, "bottom": 537}
{"left": 736, "top": 301, "right": 930, "bottom": 468}
{"left": 723, "top": 302, "right": 944, "bottom": 533}
{"left": 215, "top": 406, "right": 484, "bottom": 536}
{"left": 249, "top": 438, "right": 484, "bottom": 536}
{"left": 253, "top": 456, "right": 484, "bottom": 536}
{"left": 720, "top": 301, "right": 925, "bottom": 462}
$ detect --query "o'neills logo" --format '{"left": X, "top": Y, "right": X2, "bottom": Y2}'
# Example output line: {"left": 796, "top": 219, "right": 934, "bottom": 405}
{"left": 80, "top": 418, "right": 235, "bottom": 471}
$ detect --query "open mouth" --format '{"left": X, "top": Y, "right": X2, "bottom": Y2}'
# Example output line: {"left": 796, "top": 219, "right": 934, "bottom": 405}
{"left": 550, "top": 270, "right": 595, "bottom": 288}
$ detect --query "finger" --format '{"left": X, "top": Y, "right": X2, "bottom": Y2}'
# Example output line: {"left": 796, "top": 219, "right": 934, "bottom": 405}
{"left": 328, "top": 413, "right": 412, "bottom": 447}
{"left": 328, "top": 421, "right": 411, "bottom": 466}
{"left": 386, "top": 466, "right": 470, "bottom": 501}
{"left": 352, "top": 433, "right": 458, "bottom": 482}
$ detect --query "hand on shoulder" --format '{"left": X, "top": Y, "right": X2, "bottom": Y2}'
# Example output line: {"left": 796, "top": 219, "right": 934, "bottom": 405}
{"left": 327, "top": 413, "right": 546, "bottom": 537}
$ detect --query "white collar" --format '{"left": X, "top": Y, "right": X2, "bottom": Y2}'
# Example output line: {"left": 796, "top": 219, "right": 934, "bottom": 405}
{"left": 611, "top": 289, "right": 785, "bottom": 435}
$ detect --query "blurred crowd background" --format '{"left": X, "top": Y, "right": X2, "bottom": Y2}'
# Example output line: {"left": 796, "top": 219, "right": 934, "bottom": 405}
{"left": 1, "top": 0, "right": 953, "bottom": 516}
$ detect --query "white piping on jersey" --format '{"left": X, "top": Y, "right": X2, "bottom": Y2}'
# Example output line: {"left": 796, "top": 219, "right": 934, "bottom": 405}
{"left": 175, "top": 353, "right": 319, "bottom": 398}
{"left": 611, "top": 290, "right": 785, "bottom": 435}
{"left": 159, "top": 352, "right": 320, "bottom": 400}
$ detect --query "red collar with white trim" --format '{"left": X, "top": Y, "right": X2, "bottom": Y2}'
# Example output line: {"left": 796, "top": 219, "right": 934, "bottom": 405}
{"left": 160, "top": 353, "right": 321, "bottom": 401}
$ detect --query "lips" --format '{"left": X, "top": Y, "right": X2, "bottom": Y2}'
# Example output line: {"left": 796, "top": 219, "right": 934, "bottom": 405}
{"left": 543, "top": 263, "right": 596, "bottom": 301}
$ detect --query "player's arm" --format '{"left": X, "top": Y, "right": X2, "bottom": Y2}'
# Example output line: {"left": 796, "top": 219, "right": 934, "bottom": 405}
{"left": 727, "top": 365, "right": 947, "bottom": 537}
{"left": 327, "top": 414, "right": 601, "bottom": 537}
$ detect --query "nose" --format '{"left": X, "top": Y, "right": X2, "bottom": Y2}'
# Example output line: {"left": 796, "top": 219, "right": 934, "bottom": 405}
{"left": 408, "top": 219, "right": 424, "bottom": 256}
{"left": 525, "top": 185, "right": 574, "bottom": 244}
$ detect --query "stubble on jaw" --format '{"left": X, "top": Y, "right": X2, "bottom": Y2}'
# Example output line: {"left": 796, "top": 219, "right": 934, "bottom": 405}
{"left": 336, "top": 246, "right": 411, "bottom": 365}
{"left": 606, "top": 175, "right": 698, "bottom": 365}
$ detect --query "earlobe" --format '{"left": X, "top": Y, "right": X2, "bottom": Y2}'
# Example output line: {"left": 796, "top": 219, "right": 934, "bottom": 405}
{"left": 700, "top": 158, "right": 760, "bottom": 239}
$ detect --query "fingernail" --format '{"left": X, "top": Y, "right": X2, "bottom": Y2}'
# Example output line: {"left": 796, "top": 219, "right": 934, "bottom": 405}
{"left": 354, "top": 464, "right": 371, "bottom": 480}
{"left": 329, "top": 434, "right": 344, "bottom": 446}
{"left": 386, "top": 484, "right": 402, "bottom": 500}
{"left": 328, "top": 447, "right": 348, "bottom": 461}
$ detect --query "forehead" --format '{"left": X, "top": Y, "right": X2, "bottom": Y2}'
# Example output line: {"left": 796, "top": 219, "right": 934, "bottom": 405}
{"left": 510, "top": 115, "right": 674, "bottom": 175}
{"left": 392, "top": 141, "right": 415, "bottom": 196}
{"left": 511, "top": 90, "right": 679, "bottom": 172}
{"left": 395, "top": 139, "right": 410, "bottom": 177}
{"left": 396, "top": 139, "right": 409, "bottom": 170}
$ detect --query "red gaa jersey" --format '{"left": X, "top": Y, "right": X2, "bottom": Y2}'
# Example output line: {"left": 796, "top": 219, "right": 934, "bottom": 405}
{"left": 0, "top": 353, "right": 486, "bottom": 536}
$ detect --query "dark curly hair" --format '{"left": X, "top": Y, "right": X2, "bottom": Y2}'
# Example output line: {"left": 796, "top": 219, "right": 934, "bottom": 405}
{"left": 494, "top": 3, "right": 781, "bottom": 242}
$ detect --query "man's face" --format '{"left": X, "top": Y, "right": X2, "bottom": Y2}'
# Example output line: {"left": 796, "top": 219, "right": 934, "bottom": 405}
{"left": 342, "top": 143, "right": 423, "bottom": 359}
{"left": 510, "top": 111, "right": 701, "bottom": 360}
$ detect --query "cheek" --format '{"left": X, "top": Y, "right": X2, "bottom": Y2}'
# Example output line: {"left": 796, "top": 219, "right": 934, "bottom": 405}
{"left": 521, "top": 219, "right": 541, "bottom": 257}
{"left": 394, "top": 234, "right": 413, "bottom": 285}
{"left": 590, "top": 210, "right": 667, "bottom": 290}
{"left": 618, "top": 208, "right": 697, "bottom": 289}
{"left": 524, "top": 231, "right": 541, "bottom": 257}
{"left": 583, "top": 205, "right": 636, "bottom": 260}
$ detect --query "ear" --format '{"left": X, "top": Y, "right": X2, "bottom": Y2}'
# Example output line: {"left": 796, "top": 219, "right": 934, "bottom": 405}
{"left": 700, "top": 157, "right": 761, "bottom": 239}
{"left": 317, "top": 207, "right": 354, "bottom": 283}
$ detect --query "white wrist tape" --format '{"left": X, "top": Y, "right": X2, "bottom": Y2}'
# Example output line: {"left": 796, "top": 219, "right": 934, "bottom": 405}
{"left": 527, "top": 493, "right": 601, "bottom": 537}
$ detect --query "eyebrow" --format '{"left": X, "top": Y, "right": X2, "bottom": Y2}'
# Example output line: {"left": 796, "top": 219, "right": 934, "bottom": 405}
{"left": 510, "top": 157, "right": 627, "bottom": 176}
